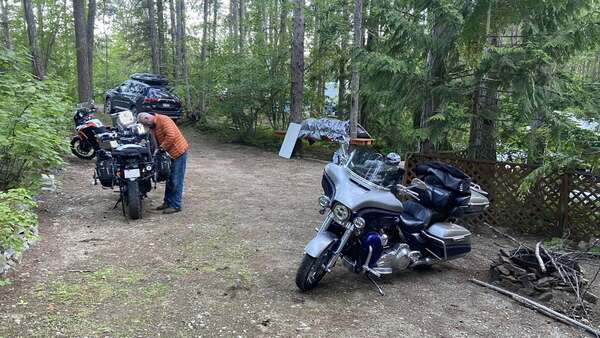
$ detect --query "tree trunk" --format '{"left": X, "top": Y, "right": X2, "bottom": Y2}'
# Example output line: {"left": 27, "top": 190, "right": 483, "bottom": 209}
{"left": 157, "top": 0, "right": 166, "bottom": 73}
{"left": 73, "top": 0, "right": 90, "bottom": 102}
{"left": 349, "top": 0, "right": 362, "bottom": 138}
{"left": 87, "top": 0, "right": 96, "bottom": 99}
{"left": 238, "top": 0, "right": 245, "bottom": 52}
{"left": 199, "top": 0, "right": 209, "bottom": 116}
{"left": 231, "top": 0, "right": 239, "bottom": 50}
{"left": 211, "top": 0, "right": 218, "bottom": 52}
{"left": 528, "top": 110, "right": 545, "bottom": 165}
{"left": 148, "top": 0, "right": 160, "bottom": 74}
{"left": 169, "top": 0, "right": 178, "bottom": 82}
{"left": 22, "top": 0, "right": 44, "bottom": 79}
{"left": 290, "top": 0, "right": 304, "bottom": 124}
{"left": 175, "top": 0, "right": 191, "bottom": 110}
{"left": 419, "top": 15, "right": 444, "bottom": 153}
{"left": 467, "top": 4, "right": 498, "bottom": 161}
{"left": 0, "top": 0, "right": 11, "bottom": 50}
{"left": 337, "top": 3, "right": 348, "bottom": 118}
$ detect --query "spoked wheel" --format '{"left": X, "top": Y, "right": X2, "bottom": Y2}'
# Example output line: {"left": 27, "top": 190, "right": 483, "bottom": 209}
{"left": 70, "top": 137, "right": 96, "bottom": 160}
{"left": 123, "top": 181, "right": 142, "bottom": 220}
{"left": 295, "top": 244, "right": 335, "bottom": 291}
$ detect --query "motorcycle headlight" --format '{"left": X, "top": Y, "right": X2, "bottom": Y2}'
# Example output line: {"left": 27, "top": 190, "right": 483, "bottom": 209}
{"left": 332, "top": 203, "right": 350, "bottom": 224}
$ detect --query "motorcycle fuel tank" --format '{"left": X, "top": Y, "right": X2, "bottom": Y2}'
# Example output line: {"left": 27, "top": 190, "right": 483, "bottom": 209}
{"left": 324, "top": 164, "right": 403, "bottom": 214}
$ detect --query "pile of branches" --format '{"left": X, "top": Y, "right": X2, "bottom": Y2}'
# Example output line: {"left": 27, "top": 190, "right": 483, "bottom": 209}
{"left": 490, "top": 240, "right": 600, "bottom": 322}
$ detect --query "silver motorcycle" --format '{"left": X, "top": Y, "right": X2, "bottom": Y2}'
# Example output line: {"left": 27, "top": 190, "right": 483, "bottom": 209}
{"left": 295, "top": 147, "right": 489, "bottom": 293}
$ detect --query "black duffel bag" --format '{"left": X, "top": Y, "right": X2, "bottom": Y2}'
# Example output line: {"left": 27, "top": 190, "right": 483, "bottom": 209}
{"left": 416, "top": 161, "right": 471, "bottom": 195}
{"left": 95, "top": 150, "right": 114, "bottom": 187}
{"left": 154, "top": 150, "right": 171, "bottom": 182}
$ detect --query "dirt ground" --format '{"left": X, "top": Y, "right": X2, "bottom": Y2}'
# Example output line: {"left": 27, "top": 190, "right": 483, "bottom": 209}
{"left": 0, "top": 126, "right": 597, "bottom": 337}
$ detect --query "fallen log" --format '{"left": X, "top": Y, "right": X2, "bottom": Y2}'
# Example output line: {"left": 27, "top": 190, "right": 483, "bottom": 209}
{"left": 470, "top": 278, "right": 600, "bottom": 337}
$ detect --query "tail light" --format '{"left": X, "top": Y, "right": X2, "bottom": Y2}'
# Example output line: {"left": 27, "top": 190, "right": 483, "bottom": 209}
{"left": 143, "top": 97, "right": 159, "bottom": 104}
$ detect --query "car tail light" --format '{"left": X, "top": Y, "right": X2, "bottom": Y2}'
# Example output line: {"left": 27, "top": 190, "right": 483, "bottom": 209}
{"left": 143, "top": 97, "right": 159, "bottom": 104}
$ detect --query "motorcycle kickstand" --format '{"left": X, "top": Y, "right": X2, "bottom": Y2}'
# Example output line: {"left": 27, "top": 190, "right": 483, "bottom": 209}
{"left": 112, "top": 196, "right": 122, "bottom": 210}
{"left": 366, "top": 273, "right": 385, "bottom": 297}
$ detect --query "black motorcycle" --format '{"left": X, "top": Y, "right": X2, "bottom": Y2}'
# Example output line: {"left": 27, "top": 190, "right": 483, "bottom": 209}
{"left": 95, "top": 111, "right": 170, "bottom": 220}
{"left": 70, "top": 103, "right": 107, "bottom": 160}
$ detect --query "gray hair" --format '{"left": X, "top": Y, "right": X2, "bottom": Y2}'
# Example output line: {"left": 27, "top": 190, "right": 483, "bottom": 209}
{"left": 137, "top": 112, "right": 153, "bottom": 125}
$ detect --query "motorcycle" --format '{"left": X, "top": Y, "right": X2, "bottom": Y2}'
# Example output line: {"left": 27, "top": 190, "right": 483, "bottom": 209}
{"left": 94, "top": 110, "right": 170, "bottom": 220}
{"left": 295, "top": 147, "right": 490, "bottom": 294}
{"left": 70, "top": 102, "right": 107, "bottom": 160}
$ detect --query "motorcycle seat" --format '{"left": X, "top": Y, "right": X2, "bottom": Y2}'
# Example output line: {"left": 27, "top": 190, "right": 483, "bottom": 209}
{"left": 399, "top": 200, "right": 432, "bottom": 233}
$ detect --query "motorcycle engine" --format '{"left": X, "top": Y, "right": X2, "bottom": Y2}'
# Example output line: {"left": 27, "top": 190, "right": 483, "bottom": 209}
{"left": 376, "top": 243, "right": 412, "bottom": 271}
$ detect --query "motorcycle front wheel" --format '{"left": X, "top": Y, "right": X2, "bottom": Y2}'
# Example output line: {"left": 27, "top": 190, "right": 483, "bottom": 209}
{"left": 295, "top": 244, "right": 335, "bottom": 291}
{"left": 124, "top": 180, "right": 142, "bottom": 220}
{"left": 70, "top": 137, "right": 96, "bottom": 160}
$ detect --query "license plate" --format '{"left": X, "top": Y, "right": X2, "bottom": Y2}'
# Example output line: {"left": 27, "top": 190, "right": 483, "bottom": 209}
{"left": 124, "top": 169, "right": 140, "bottom": 179}
{"left": 161, "top": 103, "right": 171, "bottom": 108}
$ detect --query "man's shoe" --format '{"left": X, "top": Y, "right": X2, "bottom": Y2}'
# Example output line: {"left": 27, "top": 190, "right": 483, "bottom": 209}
{"left": 162, "top": 207, "right": 181, "bottom": 214}
{"left": 155, "top": 203, "right": 169, "bottom": 211}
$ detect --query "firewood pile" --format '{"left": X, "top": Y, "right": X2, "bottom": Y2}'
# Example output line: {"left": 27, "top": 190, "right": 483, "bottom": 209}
{"left": 490, "top": 240, "right": 600, "bottom": 324}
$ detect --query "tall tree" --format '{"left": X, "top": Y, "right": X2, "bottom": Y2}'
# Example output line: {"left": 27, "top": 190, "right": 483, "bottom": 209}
{"left": 211, "top": 0, "right": 219, "bottom": 51}
{"left": 230, "top": 0, "right": 239, "bottom": 50}
{"left": 0, "top": 0, "right": 11, "bottom": 50}
{"left": 169, "top": 0, "right": 177, "bottom": 81}
{"left": 349, "top": 0, "right": 362, "bottom": 138}
{"left": 200, "top": 0, "right": 209, "bottom": 116}
{"left": 175, "top": 0, "right": 191, "bottom": 110}
{"left": 148, "top": 0, "right": 160, "bottom": 73}
{"left": 22, "top": 0, "right": 44, "bottom": 79}
{"left": 468, "top": 4, "right": 499, "bottom": 161}
{"left": 337, "top": 3, "right": 349, "bottom": 118}
{"left": 87, "top": 0, "right": 96, "bottom": 98}
{"left": 290, "top": 0, "right": 304, "bottom": 124}
{"left": 157, "top": 0, "right": 166, "bottom": 73}
{"left": 73, "top": 0, "right": 90, "bottom": 102}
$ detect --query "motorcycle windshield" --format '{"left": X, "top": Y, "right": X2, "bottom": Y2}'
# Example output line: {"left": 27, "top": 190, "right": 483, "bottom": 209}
{"left": 346, "top": 148, "right": 401, "bottom": 189}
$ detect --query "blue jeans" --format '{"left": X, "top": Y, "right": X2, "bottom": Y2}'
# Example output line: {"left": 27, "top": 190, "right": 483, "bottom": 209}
{"left": 164, "top": 152, "right": 187, "bottom": 209}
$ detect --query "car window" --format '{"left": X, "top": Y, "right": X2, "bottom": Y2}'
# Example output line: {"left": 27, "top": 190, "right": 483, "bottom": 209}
{"left": 147, "top": 87, "right": 171, "bottom": 98}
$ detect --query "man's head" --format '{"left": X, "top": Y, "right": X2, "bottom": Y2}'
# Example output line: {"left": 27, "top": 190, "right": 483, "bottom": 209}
{"left": 137, "top": 112, "right": 156, "bottom": 127}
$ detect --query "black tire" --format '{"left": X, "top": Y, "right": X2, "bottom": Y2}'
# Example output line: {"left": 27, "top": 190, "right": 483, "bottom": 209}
{"left": 104, "top": 97, "right": 114, "bottom": 114}
{"left": 125, "top": 181, "right": 142, "bottom": 220}
{"left": 70, "top": 137, "right": 96, "bottom": 160}
{"left": 295, "top": 245, "right": 334, "bottom": 291}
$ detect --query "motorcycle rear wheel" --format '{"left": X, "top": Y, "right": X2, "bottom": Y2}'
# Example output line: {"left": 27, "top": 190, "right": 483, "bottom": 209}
{"left": 70, "top": 137, "right": 96, "bottom": 160}
{"left": 124, "top": 181, "right": 142, "bottom": 220}
{"left": 295, "top": 245, "right": 334, "bottom": 291}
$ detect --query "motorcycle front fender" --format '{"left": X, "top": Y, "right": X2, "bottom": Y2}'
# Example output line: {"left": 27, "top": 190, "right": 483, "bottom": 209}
{"left": 304, "top": 231, "right": 338, "bottom": 258}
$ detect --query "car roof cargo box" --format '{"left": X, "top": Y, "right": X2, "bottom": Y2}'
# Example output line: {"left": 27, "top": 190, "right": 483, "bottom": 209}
{"left": 131, "top": 73, "right": 169, "bottom": 86}
{"left": 416, "top": 161, "right": 472, "bottom": 195}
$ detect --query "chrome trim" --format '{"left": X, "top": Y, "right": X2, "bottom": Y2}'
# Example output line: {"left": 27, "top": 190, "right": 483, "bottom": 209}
{"left": 345, "top": 167, "right": 392, "bottom": 191}
{"left": 325, "top": 223, "right": 355, "bottom": 271}
{"left": 317, "top": 212, "right": 333, "bottom": 233}
{"left": 422, "top": 231, "right": 448, "bottom": 260}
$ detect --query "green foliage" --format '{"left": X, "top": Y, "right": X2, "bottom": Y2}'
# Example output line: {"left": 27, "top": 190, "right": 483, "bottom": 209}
{"left": 0, "top": 188, "right": 39, "bottom": 255}
{"left": 0, "top": 49, "right": 72, "bottom": 190}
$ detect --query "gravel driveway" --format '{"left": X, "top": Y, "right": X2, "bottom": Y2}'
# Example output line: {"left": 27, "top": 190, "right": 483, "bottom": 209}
{"left": 0, "top": 127, "right": 592, "bottom": 337}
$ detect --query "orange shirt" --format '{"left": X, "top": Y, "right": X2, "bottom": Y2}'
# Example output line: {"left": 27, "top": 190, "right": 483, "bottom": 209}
{"left": 153, "top": 114, "right": 189, "bottom": 159}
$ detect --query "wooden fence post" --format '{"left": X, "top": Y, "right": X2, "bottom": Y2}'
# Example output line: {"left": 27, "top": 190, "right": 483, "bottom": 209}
{"left": 558, "top": 173, "right": 572, "bottom": 236}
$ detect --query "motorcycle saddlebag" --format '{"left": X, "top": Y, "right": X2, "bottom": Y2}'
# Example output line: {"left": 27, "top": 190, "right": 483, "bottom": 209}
{"left": 422, "top": 222, "right": 471, "bottom": 260}
{"left": 95, "top": 150, "right": 114, "bottom": 187}
{"left": 154, "top": 150, "right": 171, "bottom": 182}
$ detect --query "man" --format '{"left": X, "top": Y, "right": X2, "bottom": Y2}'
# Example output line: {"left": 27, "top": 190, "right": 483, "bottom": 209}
{"left": 137, "top": 113, "right": 189, "bottom": 214}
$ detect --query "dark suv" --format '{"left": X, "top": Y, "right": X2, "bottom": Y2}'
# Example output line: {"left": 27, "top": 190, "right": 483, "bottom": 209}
{"left": 104, "top": 73, "right": 183, "bottom": 120}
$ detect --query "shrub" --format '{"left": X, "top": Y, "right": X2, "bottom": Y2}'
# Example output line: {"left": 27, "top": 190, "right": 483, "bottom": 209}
{"left": 0, "top": 188, "right": 38, "bottom": 256}
{"left": 0, "top": 49, "right": 71, "bottom": 191}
